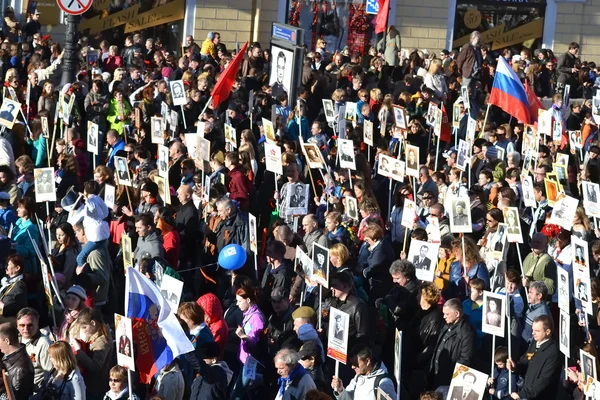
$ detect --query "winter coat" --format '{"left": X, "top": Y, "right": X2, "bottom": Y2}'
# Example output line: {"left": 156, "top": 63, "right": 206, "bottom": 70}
{"left": 323, "top": 294, "right": 369, "bottom": 349}
{"left": 106, "top": 98, "right": 132, "bottom": 137}
{"left": 429, "top": 317, "right": 475, "bottom": 388}
{"left": 75, "top": 332, "right": 113, "bottom": 395}
{"left": 377, "top": 31, "right": 401, "bottom": 67}
{"left": 362, "top": 238, "right": 396, "bottom": 304}
{"left": 84, "top": 90, "right": 109, "bottom": 131}
{"left": 261, "top": 261, "right": 294, "bottom": 301}
{"left": 133, "top": 229, "right": 164, "bottom": 264}
{"left": 10, "top": 218, "right": 39, "bottom": 273}
{"left": 513, "top": 338, "right": 561, "bottom": 400}
{"left": 175, "top": 201, "right": 199, "bottom": 266}
{"left": 334, "top": 361, "right": 396, "bottom": 400}
{"left": 417, "top": 306, "right": 444, "bottom": 368}
{"left": 155, "top": 362, "right": 184, "bottom": 400}
{"left": 26, "top": 135, "right": 47, "bottom": 168}
{"left": 0, "top": 275, "right": 27, "bottom": 318}
{"left": 227, "top": 166, "right": 252, "bottom": 212}
{"left": 281, "top": 371, "right": 317, "bottom": 400}
{"left": 189, "top": 361, "right": 229, "bottom": 400}
{"left": 161, "top": 227, "right": 181, "bottom": 269}
{"left": 197, "top": 293, "right": 229, "bottom": 356}
{"left": 211, "top": 209, "right": 249, "bottom": 253}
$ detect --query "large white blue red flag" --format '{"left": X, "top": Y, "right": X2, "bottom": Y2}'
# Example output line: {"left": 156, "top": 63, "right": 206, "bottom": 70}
{"left": 488, "top": 56, "right": 532, "bottom": 124}
{"left": 125, "top": 267, "right": 194, "bottom": 383}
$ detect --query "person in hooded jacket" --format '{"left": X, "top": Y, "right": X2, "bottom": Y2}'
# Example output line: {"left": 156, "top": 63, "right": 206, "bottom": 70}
{"left": 197, "top": 292, "right": 229, "bottom": 356}
{"left": 331, "top": 344, "right": 396, "bottom": 400}
{"left": 132, "top": 213, "right": 164, "bottom": 265}
{"left": 261, "top": 241, "right": 294, "bottom": 308}
{"left": 189, "top": 341, "right": 232, "bottom": 400}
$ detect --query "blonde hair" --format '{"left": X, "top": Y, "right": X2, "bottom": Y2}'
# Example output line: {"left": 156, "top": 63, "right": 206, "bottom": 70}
{"left": 330, "top": 243, "right": 350, "bottom": 265}
{"left": 428, "top": 59, "right": 442, "bottom": 75}
{"left": 49, "top": 341, "right": 78, "bottom": 376}
{"left": 331, "top": 88, "right": 346, "bottom": 102}
{"left": 575, "top": 206, "right": 592, "bottom": 231}
{"left": 4, "top": 68, "right": 17, "bottom": 83}
{"left": 421, "top": 282, "right": 441, "bottom": 306}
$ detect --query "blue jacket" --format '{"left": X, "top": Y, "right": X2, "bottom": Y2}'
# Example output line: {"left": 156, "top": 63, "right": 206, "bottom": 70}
{"left": 449, "top": 261, "right": 489, "bottom": 299}
{"left": 492, "top": 366, "right": 517, "bottom": 399}
{"left": 27, "top": 136, "right": 47, "bottom": 168}
{"left": 0, "top": 207, "right": 16, "bottom": 233}
{"left": 107, "top": 139, "right": 125, "bottom": 169}
{"left": 462, "top": 299, "right": 484, "bottom": 349}
{"left": 10, "top": 218, "right": 39, "bottom": 273}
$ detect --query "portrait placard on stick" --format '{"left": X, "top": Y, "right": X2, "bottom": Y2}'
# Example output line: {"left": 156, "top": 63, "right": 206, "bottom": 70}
{"left": 34, "top": 167, "right": 56, "bottom": 202}
{"left": 312, "top": 243, "right": 329, "bottom": 288}
{"left": 87, "top": 121, "right": 99, "bottom": 155}
{"left": 502, "top": 207, "right": 523, "bottom": 244}
{"left": 447, "top": 364, "right": 488, "bottom": 400}
{"left": 104, "top": 184, "right": 115, "bottom": 209}
{"left": 327, "top": 307, "right": 350, "bottom": 364}
{"left": 364, "top": 120, "right": 374, "bottom": 146}
{"left": 115, "top": 156, "right": 132, "bottom": 187}
{"left": 406, "top": 239, "right": 439, "bottom": 282}
{"left": 338, "top": 139, "right": 356, "bottom": 170}
{"left": 114, "top": 314, "right": 135, "bottom": 371}
{"left": 265, "top": 142, "right": 283, "bottom": 176}
{"left": 122, "top": 234, "right": 133, "bottom": 271}
{"left": 482, "top": 291, "right": 506, "bottom": 337}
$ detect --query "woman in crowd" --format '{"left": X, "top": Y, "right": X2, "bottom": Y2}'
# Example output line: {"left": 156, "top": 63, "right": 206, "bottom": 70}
{"left": 154, "top": 207, "right": 181, "bottom": 268}
{"left": 57, "top": 285, "right": 88, "bottom": 342}
{"left": 42, "top": 341, "right": 86, "bottom": 400}
{"left": 102, "top": 365, "right": 140, "bottom": 400}
{"left": 72, "top": 308, "right": 113, "bottom": 400}
{"left": 230, "top": 281, "right": 265, "bottom": 400}
{"left": 0, "top": 254, "right": 27, "bottom": 319}
{"left": 93, "top": 165, "right": 114, "bottom": 199}
{"left": 197, "top": 292, "right": 229, "bottom": 356}
{"left": 51, "top": 222, "right": 79, "bottom": 286}
{"left": 11, "top": 197, "right": 38, "bottom": 274}
{"left": 106, "top": 87, "right": 132, "bottom": 137}
{"left": 26, "top": 116, "right": 47, "bottom": 168}
{"left": 449, "top": 237, "right": 489, "bottom": 298}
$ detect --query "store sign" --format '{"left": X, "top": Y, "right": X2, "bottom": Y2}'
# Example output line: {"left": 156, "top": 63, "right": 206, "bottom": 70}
{"left": 453, "top": 18, "right": 544, "bottom": 50}
{"left": 33, "top": 1, "right": 62, "bottom": 25}
{"left": 80, "top": 0, "right": 184, "bottom": 34}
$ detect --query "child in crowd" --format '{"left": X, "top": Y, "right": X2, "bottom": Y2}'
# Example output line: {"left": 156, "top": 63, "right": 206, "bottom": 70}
{"left": 488, "top": 346, "right": 517, "bottom": 399}
{"left": 67, "top": 180, "right": 109, "bottom": 268}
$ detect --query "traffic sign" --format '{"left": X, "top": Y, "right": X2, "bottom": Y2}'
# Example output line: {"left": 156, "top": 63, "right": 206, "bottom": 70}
{"left": 366, "top": 0, "right": 380, "bottom": 15}
{"left": 57, "top": 0, "right": 93, "bottom": 15}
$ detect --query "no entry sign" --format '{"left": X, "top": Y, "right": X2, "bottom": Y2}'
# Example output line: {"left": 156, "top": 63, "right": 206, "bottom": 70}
{"left": 57, "top": 0, "right": 93, "bottom": 15}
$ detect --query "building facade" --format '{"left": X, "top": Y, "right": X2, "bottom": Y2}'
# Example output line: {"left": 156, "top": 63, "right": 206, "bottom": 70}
{"left": 2, "top": 0, "right": 598, "bottom": 61}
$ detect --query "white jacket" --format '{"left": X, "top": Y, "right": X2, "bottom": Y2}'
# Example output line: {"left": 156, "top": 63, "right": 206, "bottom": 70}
{"left": 334, "top": 362, "right": 396, "bottom": 400}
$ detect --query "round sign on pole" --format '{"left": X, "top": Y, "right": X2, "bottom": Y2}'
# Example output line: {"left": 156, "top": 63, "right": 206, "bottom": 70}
{"left": 57, "top": 0, "right": 93, "bottom": 15}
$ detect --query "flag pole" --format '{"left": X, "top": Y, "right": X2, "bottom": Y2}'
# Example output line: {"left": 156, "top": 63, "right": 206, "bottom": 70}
{"left": 479, "top": 104, "right": 491, "bottom": 139}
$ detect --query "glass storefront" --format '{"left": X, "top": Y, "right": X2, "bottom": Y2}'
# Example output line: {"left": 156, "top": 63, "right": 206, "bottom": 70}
{"left": 80, "top": 0, "right": 185, "bottom": 55}
{"left": 453, "top": 0, "right": 546, "bottom": 55}
{"left": 286, "top": 0, "right": 378, "bottom": 54}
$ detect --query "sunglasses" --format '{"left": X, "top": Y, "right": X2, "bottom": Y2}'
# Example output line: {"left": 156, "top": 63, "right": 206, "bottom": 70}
{"left": 109, "top": 379, "right": 121, "bottom": 383}
{"left": 423, "top": 196, "right": 432, "bottom": 200}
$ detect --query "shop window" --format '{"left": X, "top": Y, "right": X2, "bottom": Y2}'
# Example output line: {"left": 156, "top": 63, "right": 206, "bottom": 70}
{"left": 287, "top": 0, "right": 376, "bottom": 55}
{"left": 453, "top": 0, "right": 546, "bottom": 56}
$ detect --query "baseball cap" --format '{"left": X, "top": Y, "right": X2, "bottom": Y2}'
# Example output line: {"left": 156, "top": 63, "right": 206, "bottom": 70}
{"left": 443, "top": 147, "right": 457, "bottom": 159}
{"left": 530, "top": 232, "right": 548, "bottom": 250}
{"left": 270, "top": 287, "right": 289, "bottom": 302}
{"left": 298, "top": 340, "right": 322, "bottom": 364}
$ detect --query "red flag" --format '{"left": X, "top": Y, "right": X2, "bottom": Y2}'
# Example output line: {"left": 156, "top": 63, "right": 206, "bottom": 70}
{"left": 211, "top": 41, "right": 249, "bottom": 108}
{"left": 524, "top": 81, "right": 544, "bottom": 124}
{"left": 375, "top": 0, "right": 390, "bottom": 34}
{"left": 440, "top": 104, "right": 451, "bottom": 143}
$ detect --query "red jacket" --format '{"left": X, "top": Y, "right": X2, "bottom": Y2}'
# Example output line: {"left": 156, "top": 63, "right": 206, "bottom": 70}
{"left": 196, "top": 293, "right": 229, "bottom": 355}
{"left": 227, "top": 166, "right": 252, "bottom": 211}
{"left": 162, "top": 228, "right": 181, "bottom": 269}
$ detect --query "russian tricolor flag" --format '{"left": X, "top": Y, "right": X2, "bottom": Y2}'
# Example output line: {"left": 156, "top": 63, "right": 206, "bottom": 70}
{"left": 125, "top": 267, "right": 195, "bottom": 383}
{"left": 488, "top": 56, "right": 531, "bottom": 124}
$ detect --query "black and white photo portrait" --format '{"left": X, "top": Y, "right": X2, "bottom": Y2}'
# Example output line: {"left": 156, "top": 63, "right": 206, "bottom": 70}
{"left": 158, "top": 145, "right": 169, "bottom": 178}
{"left": 41, "top": 115, "right": 49, "bottom": 138}
{"left": 405, "top": 144, "right": 419, "bottom": 178}
{"left": 407, "top": 239, "right": 439, "bottom": 282}
{"left": 482, "top": 291, "right": 506, "bottom": 337}
{"left": 312, "top": 243, "right": 329, "bottom": 288}
{"left": 34, "top": 167, "right": 56, "bottom": 202}
{"left": 503, "top": 207, "right": 522, "bottom": 243}
{"left": 338, "top": 138, "right": 356, "bottom": 170}
{"left": 581, "top": 349, "right": 597, "bottom": 382}
{"left": 393, "top": 105, "right": 407, "bottom": 130}
{"left": 560, "top": 310, "right": 569, "bottom": 356}
{"left": 286, "top": 183, "right": 309, "bottom": 215}
{"left": 0, "top": 98, "right": 20, "bottom": 129}
{"left": 322, "top": 99, "right": 335, "bottom": 122}
{"left": 447, "top": 364, "right": 487, "bottom": 400}
{"left": 346, "top": 196, "right": 358, "bottom": 221}
{"left": 269, "top": 46, "right": 294, "bottom": 100}
{"left": 169, "top": 80, "right": 187, "bottom": 106}
{"left": 115, "top": 156, "right": 132, "bottom": 186}
{"left": 450, "top": 198, "right": 472, "bottom": 233}
{"left": 151, "top": 116, "right": 164, "bottom": 144}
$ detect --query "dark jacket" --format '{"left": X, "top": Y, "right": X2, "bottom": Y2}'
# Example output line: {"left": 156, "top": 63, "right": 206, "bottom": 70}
{"left": 0, "top": 276, "right": 27, "bottom": 318}
{"left": 210, "top": 210, "right": 249, "bottom": 253}
{"left": 557, "top": 51, "right": 578, "bottom": 85}
{"left": 381, "top": 284, "right": 418, "bottom": 333}
{"left": 175, "top": 201, "right": 199, "bottom": 267}
{"left": 266, "top": 306, "right": 295, "bottom": 357}
{"left": 417, "top": 306, "right": 444, "bottom": 368}
{"left": 514, "top": 338, "right": 561, "bottom": 400}
{"left": 456, "top": 44, "right": 481, "bottom": 79}
{"left": 189, "top": 362, "right": 228, "bottom": 400}
{"left": 362, "top": 238, "right": 395, "bottom": 305}
{"left": 324, "top": 294, "right": 369, "bottom": 348}
{"left": 429, "top": 317, "right": 475, "bottom": 388}
{"left": 261, "top": 261, "right": 294, "bottom": 300}
{"left": 1, "top": 345, "right": 34, "bottom": 400}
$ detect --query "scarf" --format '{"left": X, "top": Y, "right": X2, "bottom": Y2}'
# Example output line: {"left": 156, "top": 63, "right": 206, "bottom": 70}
{"left": 58, "top": 309, "right": 80, "bottom": 341}
{"left": 0, "top": 274, "right": 22, "bottom": 296}
{"left": 277, "top": 364, "right": 307, "bottom": 396}
{"left": 106, "top": 388, "right": 128, "bottom": 400}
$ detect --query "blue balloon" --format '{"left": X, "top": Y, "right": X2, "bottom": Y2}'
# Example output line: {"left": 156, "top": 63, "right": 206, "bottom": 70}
{"left": 218, "top": 244, "right": 247, "bottom": 271}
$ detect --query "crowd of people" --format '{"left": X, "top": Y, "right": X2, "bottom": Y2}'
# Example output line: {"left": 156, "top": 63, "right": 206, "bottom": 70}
{"left": 0, "top": 11, "right": 597, "bottom": 400}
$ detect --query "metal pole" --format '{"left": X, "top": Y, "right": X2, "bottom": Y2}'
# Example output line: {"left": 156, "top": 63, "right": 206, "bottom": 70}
{"left": 59, "top": 14, "right": 79, "bottom": 89}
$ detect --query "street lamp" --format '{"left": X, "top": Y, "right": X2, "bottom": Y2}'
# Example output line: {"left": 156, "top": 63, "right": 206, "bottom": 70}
{"left": 59, "top": 14, "right": 80, "bottom": 89}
